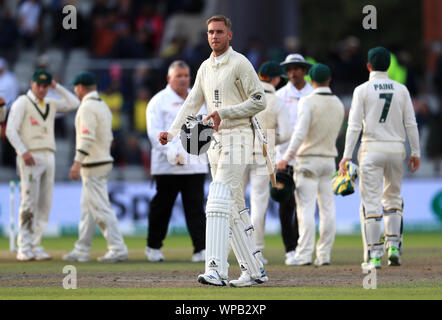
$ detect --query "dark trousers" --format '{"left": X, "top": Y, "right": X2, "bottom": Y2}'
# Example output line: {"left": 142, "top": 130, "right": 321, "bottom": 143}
{"left": 147, "top": 174, "right": 206, "bottom": 253}
{"left": 278, "top": 166, "right": 299, "bottom": 253}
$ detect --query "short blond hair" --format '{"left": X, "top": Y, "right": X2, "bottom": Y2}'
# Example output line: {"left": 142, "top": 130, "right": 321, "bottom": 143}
{"left": 206, "top": 15, "right": 232, "bottom": 30}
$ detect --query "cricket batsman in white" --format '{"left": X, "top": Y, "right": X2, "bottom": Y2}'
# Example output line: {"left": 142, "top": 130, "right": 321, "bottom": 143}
{"left": 159, "top": 15, "right": 269, "bottom": 287}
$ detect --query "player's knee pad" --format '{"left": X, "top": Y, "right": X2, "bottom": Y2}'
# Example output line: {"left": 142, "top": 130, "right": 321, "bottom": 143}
{"left": 230, "top": 208, "right": 264, "bottom": 279}
{"left": 205, "top": 181, "right": 232, "bottom": 279}
{"left": 383, "top": 208, "right": 403, "bottom": 250}
{"left": 360, "top": 206, "right": 384, "bottom": 261}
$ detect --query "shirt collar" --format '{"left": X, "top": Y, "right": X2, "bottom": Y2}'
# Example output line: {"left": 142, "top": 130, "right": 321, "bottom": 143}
{"left": 83, "top": 90, "right": 100, "bottom": 101}
{"left": 210, "top": 46, "right": 233, "bottom": 67}
{"left": 312, "top": 87, "right": 332, "bottom": 94}
{"left": 369, "top": 71, "right": 389, "bottom": 80}
{"left": 27, "top": 90, "right": 44, "bottom": 104}
{"left": 261, "top": 81, "right": 275, "bottom": 93}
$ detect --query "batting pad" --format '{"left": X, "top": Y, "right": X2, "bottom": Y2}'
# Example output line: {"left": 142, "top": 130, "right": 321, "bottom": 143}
{"left": 230, "top": 209, "right": 264, "bottom": 280}
{"left": 383, "top": 209, "right": 403, "bottom": 250}
{"left": 360, "top": 207, "right": 384, "bottom": 262}
{"left": 205, "top": 182, "right": 232, "bottom": 280}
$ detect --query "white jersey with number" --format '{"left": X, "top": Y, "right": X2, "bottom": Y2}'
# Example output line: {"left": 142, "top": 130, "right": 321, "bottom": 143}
{"left": 343, "top": 71, "right": 420, "bottom": 158}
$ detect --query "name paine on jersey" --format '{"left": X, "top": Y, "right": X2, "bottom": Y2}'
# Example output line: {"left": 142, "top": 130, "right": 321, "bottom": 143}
{"left": 374, "top": 83, "right": 394, "bottom": 90}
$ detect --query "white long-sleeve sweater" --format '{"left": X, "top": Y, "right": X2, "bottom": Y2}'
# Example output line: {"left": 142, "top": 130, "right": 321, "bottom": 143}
{"left": 6, "top": 84, "right": 80, "bottom": 155}
{"left": 343, "top": 71, "right": 420, "bottom": 159}
{"left": 283, "top": 87, "right": 344, "bottom": 161}
{"left": 168, "top": 47, "right": 266, "bottom": 137}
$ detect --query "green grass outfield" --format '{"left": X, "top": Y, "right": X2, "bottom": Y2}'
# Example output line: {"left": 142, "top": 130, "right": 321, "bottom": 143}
{"left": 1, "top": 233, "right": 441, "bottom": 300}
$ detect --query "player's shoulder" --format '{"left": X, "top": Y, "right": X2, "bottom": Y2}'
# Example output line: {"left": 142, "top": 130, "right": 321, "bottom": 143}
{"left": 10, "top": 94, "right": 28, "bottom": 109}
{"left": 391, "top": 79, "right": 409, "bottom": 94}
{"left": 232, "top": 49, "right": 254, "bottom": 68}
{"left": 14, "top": 94, "right": 28, "bottom": 104}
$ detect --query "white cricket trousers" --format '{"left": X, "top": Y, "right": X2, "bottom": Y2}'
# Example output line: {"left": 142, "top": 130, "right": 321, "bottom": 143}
{"left": 293, "top": 156, "right": 336, "bottom": 264}
{"left": 243, "top": 153, "right": 269, "bottom": 251}
{"left": 358, "top": 142, "right": 405, "bottom": 215}
{"left": 17, "top": 150, "right": 54, "bottom": 253}
{"left": 358, "top": 141, "right": 405, "bottom": 260}
{"left": 74, "top": 164, "right": 127, "bottom": 254}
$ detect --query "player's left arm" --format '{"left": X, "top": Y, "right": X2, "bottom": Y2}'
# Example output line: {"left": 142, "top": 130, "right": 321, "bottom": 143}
{"left": 340, "top": 85, "right": 364, "bottom": 175}
{"left": 70, "top": 105, "right": 96, "bottom": 179}
{"left": 403, "top": 88, "right": 420, "bottom": 173}
{"left": 217, "top": 59, "right": 266, "bottom": 121}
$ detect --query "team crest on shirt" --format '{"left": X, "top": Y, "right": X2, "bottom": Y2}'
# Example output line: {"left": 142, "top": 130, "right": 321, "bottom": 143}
{"left": 30, "top": 116, "right": 39, "bottom": 126}
{"left": 81, "top": 125, "right": 90, "bottom": 134}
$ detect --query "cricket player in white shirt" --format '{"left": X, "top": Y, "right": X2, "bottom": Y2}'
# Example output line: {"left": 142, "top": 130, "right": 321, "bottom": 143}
{"left": 145, "top": 60, "right": 208, "bottom": 263}
{"left": 6, "top": 70, "right": 80, "bottom": 261}
{"left": 64, "top": 71, "right": 129, "bottom": 263}
{"left": 159, "top": 15, "right": 268, "bottom": 287}
{"left": 339, "top": 47, "right": 420, "bottom": 269}
{"left": 277, "top": 64, "right": 344, "bottom": 266}
{"left": 275, "top": 53, "right": 313, "bottom": 264}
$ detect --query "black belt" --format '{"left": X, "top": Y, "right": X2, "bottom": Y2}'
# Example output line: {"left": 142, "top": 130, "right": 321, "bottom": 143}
{"left": 82, "top": 161, "right": 113, "bottom": 168}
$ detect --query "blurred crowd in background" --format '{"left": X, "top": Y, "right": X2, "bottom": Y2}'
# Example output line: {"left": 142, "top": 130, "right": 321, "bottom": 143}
{"left": 0, "top": 0, "right": 441, "bottom": 180}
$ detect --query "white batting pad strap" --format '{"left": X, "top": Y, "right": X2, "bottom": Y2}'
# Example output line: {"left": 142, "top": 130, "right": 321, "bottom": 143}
{"left": 360, "top": 206, "right": 384, "bottom": 262}
{"left": 383, "top": 210, "right": 403, "bottom": 249}
{"left": 238, "top": 207, "right": 254, "bottom": 237}
{"left": 205, "top": 211, "right": 230, "bottom": 280}
{"left": 230, "top": 217, "right": 264, "bottom": 279}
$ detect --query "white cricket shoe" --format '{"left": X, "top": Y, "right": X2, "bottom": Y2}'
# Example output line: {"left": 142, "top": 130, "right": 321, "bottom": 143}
{"left": 33, "top": 247, "right": 52, "bottom": 261}
{"left": 197, "top": 269, "right": 227, "bottom": 286}
{"left": 16, "top": 250, "right": 35, "bottom": 262}
{"left": 97, "top": 250, "right": 129, "bottom": 263}
{"left": 145, "top": 247, "right": 164, "bottom": 262}
{"left": 285, "top": 256, "right": 312, "bottom": 266}
{"left": 229, "top": 269, "right": 269, "bottom": 288}
{"left": 63, "top": 250, "right": 90, "bottom": 262}
{"left": 191, "top": 249, "right": 205, "bottom": 262}
{"left": 284, "top": 250, "right": 296, "bottom": 265}
{"left": 314, "top": 258, "right": 330, "bottom": 267}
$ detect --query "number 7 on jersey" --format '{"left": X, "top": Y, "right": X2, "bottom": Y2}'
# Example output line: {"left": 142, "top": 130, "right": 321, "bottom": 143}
{"left": 379, "top": 93, "right": 393, "bottom": 123}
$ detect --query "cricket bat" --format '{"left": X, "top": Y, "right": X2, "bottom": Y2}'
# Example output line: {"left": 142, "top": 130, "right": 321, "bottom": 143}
{"left": 235, "top": 79, "right": 277, "bottom": 187}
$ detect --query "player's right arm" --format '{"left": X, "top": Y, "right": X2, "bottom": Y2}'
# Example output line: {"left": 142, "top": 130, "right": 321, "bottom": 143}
{"left": 5, "top": 97, "right": 35, "bottom": 165}
{"left": 340, "top": 85, "right": 365, "bottom": 175}
{"left": 165, "top": 67, "right": 205, "bottom": 140}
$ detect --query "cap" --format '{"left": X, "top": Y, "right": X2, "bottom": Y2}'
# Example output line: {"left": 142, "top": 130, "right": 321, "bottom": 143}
{"left": 32, "top": 69, "right": 52, "bottom": 85}
{"left": 368, "top": 46, "right": 391, "bottom": 71}
{"left": 308, "top": 63, "right": 331, "bottom": 83}
{"left": 72, "top": 71, "right": 97, "bottom": 86}
{"left": 280, "top": 53, "right": 312, "bottom": 69}
{"left": 258, "top": 61, "right": 283, "bottom": 80}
